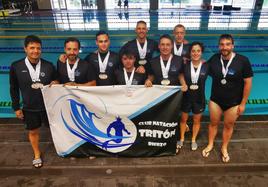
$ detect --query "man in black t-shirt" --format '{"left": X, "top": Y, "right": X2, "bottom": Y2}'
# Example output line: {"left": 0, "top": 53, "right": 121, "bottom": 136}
{"left": 84, "top": 31, "right": 119, "bottom": 86}
{"left": 202, "top": 34, "right": 253, "bottom": 163}
{"left": 115, "top": 50, "right": 146, "bottom": 85}
{"left": 173, "top": 24, "right": 190, "bottom": 59}
{"left": 119, "top": 20, "right": 159, "bottom": 75}
{"left": 57, "top": 37, "right": 96, "bottom": 86}
{"left": 9, "top": 35, "right": 57, "bottom": 168}
{"left": 145, "top": 34, "right": 187, "bottom": 89}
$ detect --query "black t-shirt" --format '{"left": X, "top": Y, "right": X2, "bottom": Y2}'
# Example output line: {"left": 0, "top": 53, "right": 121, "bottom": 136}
{"left": 173, "top": 42, "right": 190, "bottom": 59}
{"left": 182, "top": 61, "right": 209, "bottom": 104}
{"left": 208, "top": 53, "right": 253, "bottom": 105}
{"left": 84, "top": 51, "right": 119, "bottom": 86}
{"left": 119, "top": 38, "right": 159, "bottom": 72}
{"left": 114, "top": 69, "right": 146, "bottom": 85}
{"left": 57, "top": 59, "right": 96, "bottom": 84}
{"left": 9, "top": 58, "right": 57, "bottom": 111}
{"left": 149, "top": 55, "right": 183, "bottom": 85}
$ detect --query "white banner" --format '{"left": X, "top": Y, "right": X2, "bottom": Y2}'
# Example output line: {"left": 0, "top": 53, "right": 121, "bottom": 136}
{"left": 42, "top": 85, "right": 181, "bottom": 157}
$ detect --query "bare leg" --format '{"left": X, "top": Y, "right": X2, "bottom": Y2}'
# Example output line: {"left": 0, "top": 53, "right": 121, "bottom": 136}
{"left": 221, "top": 105, "right": 239, "bottom": 162}
{"left": 192, "top": 113, "right": 202, "bottom": 142}
{"left": 179, "top": 112, "right": 189, "bottom": 142}
{"left": 202, "top": 100, "right": 222, "bottom": 157}
{"left": 29, "top": 128, "right": 41, "bottom": 159}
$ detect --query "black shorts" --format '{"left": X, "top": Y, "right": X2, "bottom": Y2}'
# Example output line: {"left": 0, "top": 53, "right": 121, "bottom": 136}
{"left": 23, "top": 110, "right": 49, "bottom": 130}
{"left": 210, "top": 98, "right": 239, "bottom": 111}
{"left": 181, "top": 100, "right": 205, "bottom": 114}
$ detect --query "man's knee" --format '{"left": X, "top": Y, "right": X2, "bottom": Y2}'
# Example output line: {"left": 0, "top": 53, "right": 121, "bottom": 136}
{"left": 29, "top": 128, "right": 39, "bottom": 136}
{"left": 224, "top": 121, "right": 235, "bottom": 130}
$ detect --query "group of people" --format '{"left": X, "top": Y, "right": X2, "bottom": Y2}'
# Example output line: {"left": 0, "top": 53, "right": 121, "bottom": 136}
{"left": 9, "top": 21, "right": 253, "bottom": 168}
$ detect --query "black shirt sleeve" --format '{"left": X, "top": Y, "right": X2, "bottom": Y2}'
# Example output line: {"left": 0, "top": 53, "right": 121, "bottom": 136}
{"left": 9, "top": 64, "right": 20, "bottom": 111}
{"left": 242, "top": 56, "right": 253, "bottom": 78}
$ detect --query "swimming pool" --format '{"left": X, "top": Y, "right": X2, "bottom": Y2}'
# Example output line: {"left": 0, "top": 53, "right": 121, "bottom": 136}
{"left": 1, "top": 9, "right": 267, "bottom": 117}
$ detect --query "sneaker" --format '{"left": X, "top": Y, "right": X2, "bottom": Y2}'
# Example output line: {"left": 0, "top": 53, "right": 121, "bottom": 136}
{"left": 191, "top": 142, "right": 198, "bottom": 151}
{"left": 177, "top": 140, "right": 184, "bottom": 148}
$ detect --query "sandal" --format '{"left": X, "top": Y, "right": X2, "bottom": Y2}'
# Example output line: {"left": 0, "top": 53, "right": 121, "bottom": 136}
{"left": 202, "top": 147, "right": 213, "bottom": 158}
{"left": 32, "top": 157, "right": 43, "bottom": 168}
{"left": 177, "top": 140, "right": 184, "bottom": 149}
{"left": 221, "top": 151, "right": 230, "bottom": 163}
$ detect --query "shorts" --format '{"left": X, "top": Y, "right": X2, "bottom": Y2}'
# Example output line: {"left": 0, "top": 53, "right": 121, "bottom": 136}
{"left": 210, "top": 98, "right": 239, "bottom": 111}
{"left": 181, "top": 100, "right": 205, "bottom": 114}
{"left": 22, "top": 110, "right": 49, "bottom": 130}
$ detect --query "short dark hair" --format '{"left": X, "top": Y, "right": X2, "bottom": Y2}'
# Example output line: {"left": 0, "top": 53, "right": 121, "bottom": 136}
{"left": 159, "top": 34, "right": 173, "bottom": 44}
{"left": 219, "top": 34, "right": 234, "bottom": 44}
{"left": 173, "top": 24, "right": 186, "bottom": 32}
{"left": 189, "top": 41, "right": 205, "bottom": 53}
{"left": 96, "top": 30, "right": 109, "bottom": 40}
{"left": 64, "top": 37, "right": 81, "bottom": 49}
{"left": 121, "top": 49, "right": 136, "bottom": 59}
{"left": 24, "top": 35, "right": 42, "bottom": 47}
{"left": 136, "top": 20, "right": 147, "bottom": 27}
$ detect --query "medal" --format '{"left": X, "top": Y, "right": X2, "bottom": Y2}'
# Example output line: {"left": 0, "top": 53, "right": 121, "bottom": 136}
{"left": 124, "top": 67, "right": 135, "bottom": 86}
{"left": 221, "top": 79, "right": 227, "bottom": 85}
{"left": 160, "top": 55, "right": 172, "bottom": 85}
{"left": 174, "top": 42, "right": 183, "bottom": 56}
{"left": 138, "top": 59, "right": 147, "bottom": 65}
{"left": 67, "top": 58, "right": 79, "bottom": 82}
{"left": 99, "top": 73, "right": 108, "bottom": 80}
{"left": 220, "top": 53, "right": 235, "bottom": 85}
{"left": 31, "top": 82, "right": 43, "bottom": 89}
{"left": 25, "top": 57, "right": 42, "bottom": 87}
{"left": 136, "top": 39, "right": 147, "bottom": 60}
{"left": 161, "top": 79, "right": 170, "bottom": 86}
{"left": 190, "top": 61, "right": 202, "bottom": 90}
{"left": 190, "top": 84, "right": 199, "bottom": 90}
{"left": 98, "top": 51, "right": 110, "bottom": 78}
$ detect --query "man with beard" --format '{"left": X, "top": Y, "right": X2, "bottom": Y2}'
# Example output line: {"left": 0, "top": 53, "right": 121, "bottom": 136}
{"left": 173, "top": 24, "right": 189, "bottom": 59}
{"left": 202, "top": 34, "right": 253, "bottom": 163}
{"left": 9, "top": 35, "right": 57, "bottom": 168}
{"left": 144, "top": 34, "right": 187, "bottom": 89}
{"left": 84, "top": 31, "right": 119, "bottom": 86}
{"left": 57, "top": 37, "right": 96, "bottom": 86}
{"left": 119, "top": 20, "right": 158, "bottom": 74}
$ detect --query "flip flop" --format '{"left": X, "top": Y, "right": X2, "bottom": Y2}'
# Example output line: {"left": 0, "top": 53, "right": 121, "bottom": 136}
{"left": 202, "top": 147, "right": 213, "bottom": 158}
{"left": 32, "top": 157, "right": 43, "bottom": 168}
{"left": 221, "top": 152, "right": 230, "bottom": 163}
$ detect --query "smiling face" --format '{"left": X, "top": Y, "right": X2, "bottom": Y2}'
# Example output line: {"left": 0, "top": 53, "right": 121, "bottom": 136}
{"left": 96, "top": 34, "right": 110, "bottom": 53}
{"left": 135, "top": 22, "right": 148, "bottom": 41}
{"left": 24, "top": 42, "right": 41, "bottom": 63}
{"left": 219, "top": 38, "right": 234, "bottom": 59}
{"left": 159, "top": 37, "right": 173, "bottom": 57}
{"left": 191, "top": 44, "right": 202, "bottom": 62}
{"left": 64, "top": 41, "right": 79, "bottom": 63}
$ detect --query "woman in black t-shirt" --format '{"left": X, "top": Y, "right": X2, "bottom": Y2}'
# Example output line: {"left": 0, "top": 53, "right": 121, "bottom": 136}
{"left": 177, "top": 42, "right": 209, "bottom": 151}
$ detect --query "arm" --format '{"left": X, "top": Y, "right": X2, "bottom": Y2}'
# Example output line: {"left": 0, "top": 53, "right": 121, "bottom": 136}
{"left": 237, "top": 77, "right": 252, "bottom": 115}
{"left": 9, "top": 65, "right": 23, "bottom": 119}
{"left": 145, "top": 74, "right": 154, "bottom": 87}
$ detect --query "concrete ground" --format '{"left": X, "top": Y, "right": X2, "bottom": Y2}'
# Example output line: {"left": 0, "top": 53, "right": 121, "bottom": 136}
{"left": 0, "top": 117, "right": 267, "bottom": 187}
